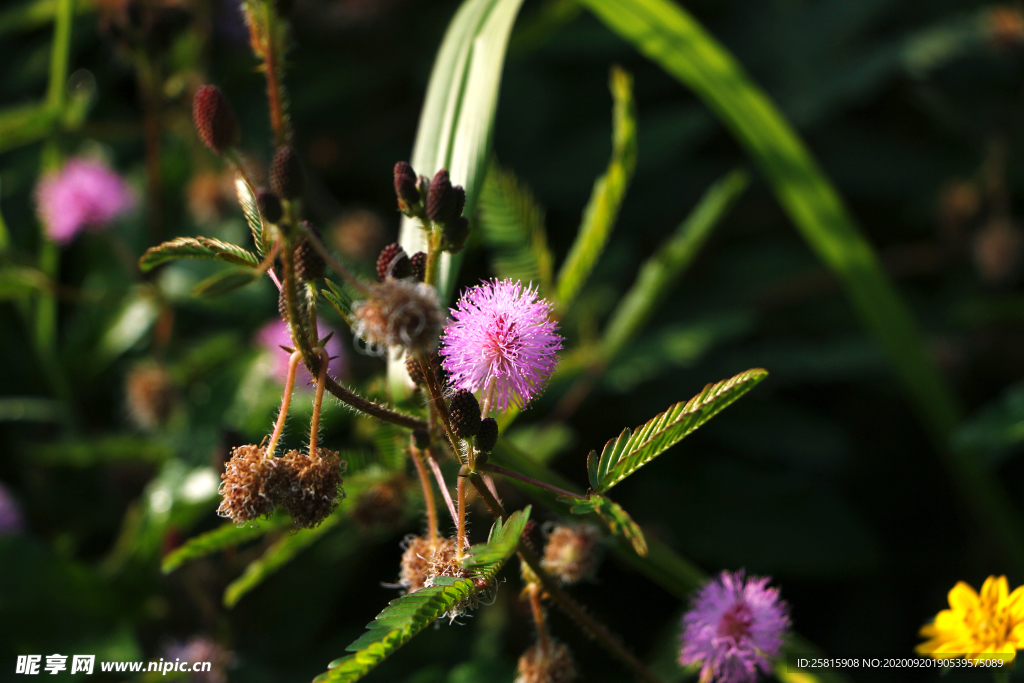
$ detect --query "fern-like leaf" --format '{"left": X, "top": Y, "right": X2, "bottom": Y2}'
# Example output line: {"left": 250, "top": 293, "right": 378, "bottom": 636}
{"left": 161, "top": 512, "right": 290, "bottom": 574}
{"left": 561, "top": 494, "right": 646, "bottom": 555}
{"left": 478, "top": 162, "right": 553, "bottom": 294}
{"left": 234, "top": 175, "right": 267, "bottom": 256}
{"left": 590, "top": 368, "right": 768, "bottom": 492}
{"left": 191, "top": 268, "right": 261, "bottom": 298}
{"left": 139, "top": 236, "right": 260, "bottom": 272}
{"left": 323, "top": 278, "right": 356, "bottom": 330}
{"left": 554, "top": 65, "right": 637, "bottom": 312}
{"left": 313, "top": 508, "right": 530, "bottom": 683}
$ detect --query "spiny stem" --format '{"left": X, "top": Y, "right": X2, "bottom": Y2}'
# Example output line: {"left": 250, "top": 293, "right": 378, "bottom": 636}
{"left": 527, "top": 583, "right": 551, "bottom": 657}
{"left": 411, "top": 439, "right": 439, "bottom": 545}
{"left": 418, "top": 352, "right": 459, "bottom": 453}
{"left": 482, "top": 463, "right": 586, "bottom": 500}
{"left": 266, "top": 351, "right": 302, "bottom": 456}
{"left": 260, "top": 0, "right": 289, "bottom": 147}
{"left": 323, "top": 376, "right": 426, "bottom": 429}
{"left": 427, "top": 450, "right": 458, "bottom": 526}
{"left": 468, "top": 472, "right": 506, "bottom": 519}
{"left": 308, "top": 347, "right": 328, "bottom": 458}
{"left": 456, "top": 466, "right": 468, "bottom": 560}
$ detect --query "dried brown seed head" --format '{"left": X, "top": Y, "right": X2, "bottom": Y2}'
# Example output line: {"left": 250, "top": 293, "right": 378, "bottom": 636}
{"left": 540, "top": 523, "right": 603, "bottom": 585}
{"left": 216, "top": 445, "right": 286, "bottom": 524}
{"left": 278, "top": 448, "right": 346, "bottom": 529}
{"left": 126, "top": 361, "right": 175, "bottom": 431}
{"left": 516, "top": 641, "right": 578, "bottom": 683}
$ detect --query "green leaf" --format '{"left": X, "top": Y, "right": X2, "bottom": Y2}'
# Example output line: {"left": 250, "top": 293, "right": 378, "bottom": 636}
{"left": 322, "top": 278, "right": 356, "bottom": 329}
{"left": 0, "top": 265, "right": 50, "bottom": 299}
{"left": 191, "top": 268, "right": 262, "bottom": 299}
{"left": 600, "top": 169, "right": 748, "bottom": 363}
{"left": 554, "top": 65, "right": 637, "bottom": 312}
{"left": 953, "top": 382, "right": 1024, "bottom": 461}
{"left": 0, "top": 102, "right": 58, "bottom": 155}
{"left": 162, "top": 512, "right": 290, "bottom": 574}
{"left": 314, "top": 508, "right": 530, "bottom": 683}
{"left": 591, "top": 368, "right": 768, "bottom": 492}
{"left": 478, "top": 161, "right": 553, "bottom": 294}
{"left": 389, "top": 0, "right": 528, "bottom": 398}
{"left": 32, "top": 435, "right": 171, "bottom": 467}
{"left": 562, "top": 494, "right": 646, "bottom": 556}
{"left": 580, "top": 0, "right": 1024, "bottom": 572}
{"left": 234, "top": 175, "right": 267, "bottom": 257}
{"left": 139, "top": 236, "right": 260, "bottom": 272}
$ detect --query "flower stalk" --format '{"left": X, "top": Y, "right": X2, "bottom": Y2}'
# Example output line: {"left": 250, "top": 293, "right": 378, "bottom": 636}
{"left": 266, "top": 350, "right": 302, "bottom": 456}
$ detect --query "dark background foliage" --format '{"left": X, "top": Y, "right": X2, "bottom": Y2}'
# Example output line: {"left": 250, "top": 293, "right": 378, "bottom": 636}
{"left": 2, "top": 0, "right": 1024, "bottom": 681}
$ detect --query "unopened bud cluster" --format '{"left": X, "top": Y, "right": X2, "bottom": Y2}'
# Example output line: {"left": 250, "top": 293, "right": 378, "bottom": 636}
{"left": 392, "top": 162, "right": 469, "bottom": 254}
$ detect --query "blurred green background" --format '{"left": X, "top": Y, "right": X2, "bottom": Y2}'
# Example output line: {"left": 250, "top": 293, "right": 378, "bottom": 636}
{"left": 3, "top": 0, "right": 1024, "bottom": 681}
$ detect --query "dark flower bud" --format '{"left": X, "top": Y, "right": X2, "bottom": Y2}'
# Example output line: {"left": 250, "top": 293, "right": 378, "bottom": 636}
{"left": 256, "top": 189, "right": 283, "bottom": 224}
{"left": 406, "top": 353, "right": 440, "bottom": 387}
{"left": 426, "top": 168, "right": 457, "bottom": 224}
{"left": 410, "top": 251, "right": 427, "bottom": 282}
{"left": 394, "top": 161, "right": 420, "bottom": 214}
{"left": 376, "top": 242, "right": 412, "bottom": 281}
{"left": 476, "top": 417, "right": 498, "bottom": 453}
{"left": 193, "top": 85, "right": 239, "bottom": 155}
{"left": 294, "top": 222, "right": 325, "bottom": 281}
{"left": 448, "top": 389, "right": 481, "bottom": 439}
{"left": 453, "top": 185, "right": 466, "bottom": 218}
{"left": 412, "top": 429, "right": 431, "bottom": 450}
{"left": 271, "top": 146, "right": 304, "bottom": 199}
{"left": 441, "top": 216, "right": 470, "bottom": 253}
{"left": 278, "top": 285, "right": 308, "bottom": 326}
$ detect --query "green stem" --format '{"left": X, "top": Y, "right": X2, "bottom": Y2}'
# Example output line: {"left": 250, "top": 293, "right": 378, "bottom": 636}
{"left": 456, "top": 465, "right": 468, "bottom": 560}
{"left": 46, "top": 0, "right": 73, "bottom": 111}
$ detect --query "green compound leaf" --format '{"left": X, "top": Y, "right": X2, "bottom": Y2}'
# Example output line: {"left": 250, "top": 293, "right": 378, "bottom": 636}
{"left": 139, "top": 236, "right": 260, "bottom": 272}
{"left": 561, "top": 493, "right": 646, "bottom": 556}
{"left": 478, "top": 161, "right": 553, "bottom": 294}
{"left": 554, "top": 65, "right": 637, "bottom": 313}
{"left": 234, "top": 175, "right": 267, "bottom": 257}
{"left": 314, "top": 508, "right": 530, "bottom": 683}
{"left": 591, "top": 368, "right": 768, "bottom": 493}
{"left": 191, "top": 268, "right": 262, "bottom": 299}
{"left": 322, "top": 278, "right": 356, "bottom": 330}
{"left": 161, "top": 512, "right": 290, "bottom": 574}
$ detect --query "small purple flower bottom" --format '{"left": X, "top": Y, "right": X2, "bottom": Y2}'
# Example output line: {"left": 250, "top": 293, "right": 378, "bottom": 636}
{"left": 680, "top": 570, "right": 790, "bottom": 683}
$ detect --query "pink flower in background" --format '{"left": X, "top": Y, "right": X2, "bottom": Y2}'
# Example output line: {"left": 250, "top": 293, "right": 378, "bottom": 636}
{"left": 162, "top": 636, "right": 233, "bottom": 683}
{"left": 0, "top": 482, "right": 25, "bottom": 534}
{"left": 440, "top": 279, "right": 562, "bottom": 412}
{"left": 35, "top": 157, "right": 135, "bottom": 245}
{"left": 680, "top": 570, "right": 790, "bottom": 683}
{"left": 256, "top": 318, "right": 346, "bottom": 386}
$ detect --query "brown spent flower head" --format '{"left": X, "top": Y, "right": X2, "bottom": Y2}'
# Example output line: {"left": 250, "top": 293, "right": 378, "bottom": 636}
{"left": 441, "top": 216, "right": 470, "bottom": 253}
{"left": 193, "top": 86, "right": 239, "bottom": 155}
{"left": 294, "top": 222, "right": 326, "bottom": 281}
{"left": 126, "top": 361, "right": 175, "bottom": 431}
{"left": 426, "top": 168, "right": 457, "bottom": 224}
{"left": 352, "top": 280, "right": 442, "bottom": 354}
{"left": 394, "top": 161, "right": 420, "bottom": 214}
{"left": 278, "top": 448, "right": 346, "bottom": 529}
{"left": 410, "top": 251, "right": 427, "bottom": 282}
{"left": 376, "top": 242, "right": 412, "bottom": 281}
{"left": 256, "top": 189, "right": 282, "bottom": 224}
{"left": 351, "top": 475, "right": 408, "bottom": 530}
{"left": 217, "top": 445, "right": 287, "bottom": 524}
{"left": 516, "top": 641, "right": 578, "bottom": 683}
{"left": 399, "top": 535, "right": 437, "bottom": 593}
{"left": 476, "top": 417, "right": 498, "bottom": 453}
{"left": 271, "top": 146, "right": 304, "bottom": 200}
{"left": 540, "top": 523, "right": 603, "bottom": 585}
{"left": 448, "top": 389, "right": 481, "bottom": 439}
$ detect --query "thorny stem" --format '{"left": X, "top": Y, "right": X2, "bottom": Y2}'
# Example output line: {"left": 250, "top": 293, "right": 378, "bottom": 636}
{"left": 482, "top": 464, "right": 586, "bottom": 500}
{"left": 527, "top": 583, "right": 551, "bottom": 657}
{"left": 418, "top": 352, "right": 459, "bottom": 454}
{"left": 308, "top": 347, "right": 328, "bottom": 458}
{"left": 259, "top": 0, "right": 289, "bottom": 147}
{"left": 298, "top": 222, "right": 369, "bottom": 294}
{"left": 465, "top": 474, "right": 663, "bottom": 683}
{"left": 427, "top": 450, "right": 458, "bottom": 526}
{"left": 456, "top": 466, "right": 469, "bottom": 559}
{"left": 410, "top": 439, "right": 439, "bottom": 545}
{"left": 266, "top": 351, "right": 302, "bottom": 456}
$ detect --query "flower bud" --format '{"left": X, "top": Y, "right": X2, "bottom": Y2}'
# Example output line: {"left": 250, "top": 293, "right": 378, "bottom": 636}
{"left": 441, "top": 216, "right": 470, "bottom": 253}
{"left": 453, "top": 185, "right": 466, "bottom": 218}
{"left": 271, "top": 146, "right": 304, "bottom": 199}
{"left": 426, "top": 168, "right": 456, "bottom": 224}
{"left": 540, "top": 523, "right": 602, "bottom": 585}
{"left": 476, "top": 417, "right": 498, "bottom": 453}
{"left": 409, "top": 251, "right": 427, "bottom": 282}
{"left": 405, "top": 352, "right": 440, "bottom": 387}
{"left": 278, "top": 285, "right": 309, "bottom": 327}
{"left": 193, "top": 85, "right": 239, "bottom": 155}
{"left": 256, "top": 189, "right": 283, "bottom": 224}
{"left": 448, "top": 389, "right": 481, "bottom": 439}
{"left": 516, "top": 641, "right": 577, "bottom": 683}
{"left": 352, "top": 280, "right": 442, "bottom": 354}
{"left": 294, "top": 222, "right": 326, "bottom": 281}
{"left": 394, "top": 161, "right": 420, "bottom": 215}
{"left": 376, "top": 242, "right": 412, "bottom": 281}
{"left": 217, "top": 445, "right": 286, "bottom": 524}
{"left": 278, "top": 448, "right": 345, "bottom": 529}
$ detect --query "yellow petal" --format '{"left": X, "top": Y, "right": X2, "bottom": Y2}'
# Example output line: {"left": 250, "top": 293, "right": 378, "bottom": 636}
{"left": 949, "top": 582, "right": 980, "bottom": 612}
{"left": 981, "top": 576, "right": 1008, "bottom": 605}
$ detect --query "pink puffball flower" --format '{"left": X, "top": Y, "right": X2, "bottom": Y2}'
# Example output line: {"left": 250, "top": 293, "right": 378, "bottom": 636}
{"left": 255, "top": 318, "right": 346, "bottom": 386}
{"left": 680, "top": 571, "right": 790, "bottom": 683}
{"left": 439, "top": 279, "right": 562, "bottom": 412}
{"left": 34, "top": 157, "right": 135, "bottom": 245}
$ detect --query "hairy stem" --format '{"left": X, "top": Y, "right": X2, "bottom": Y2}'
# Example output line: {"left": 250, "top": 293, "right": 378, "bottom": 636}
{"left": 308, "top": 347, "right": 328, "bottom": 458}
{"left": 323, "top": 376, "right": 426, "bottom": 430}
{"left": 418, "top": 352, "right": 459, "bottom": 453}
{"left": 456, "top": 466, "right": 468, "bottom": 559}
{"left": 527, "top": 583, "right": 551, "bottom": 656}
{"left": 482, "top": 464, "right": 586, "bottom": 500}
{"left": 260, "top": 0, "right": 289, "bottom": 147}
{"left": 411, "top": 439, "right": 439, "bottom": 545}
{"left": 266, "top": 351, "right": 302, "bottom": 456}
{"left": 427, "top": 450, "right": 458, "bottom": 527}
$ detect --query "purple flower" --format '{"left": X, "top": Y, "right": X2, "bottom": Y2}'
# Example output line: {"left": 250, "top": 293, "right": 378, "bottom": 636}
{"left": 0, "top": 482, "right": 24, "bottom": 534}
{"left": 680, "top": 571, "right": 790, "bottom": 683}
{"left": 439, "top": 279, "right": 562, "bottom": 412}
{"left": 35, "top": 158, "right": 135, "bottom": 245}
{"left": 255, "top": 318, "right": 346, "bottom": 386}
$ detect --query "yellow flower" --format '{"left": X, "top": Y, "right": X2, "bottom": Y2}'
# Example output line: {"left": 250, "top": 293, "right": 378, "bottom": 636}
{"left": 916, "top": 576, "right": 1024, "bottom": 662}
